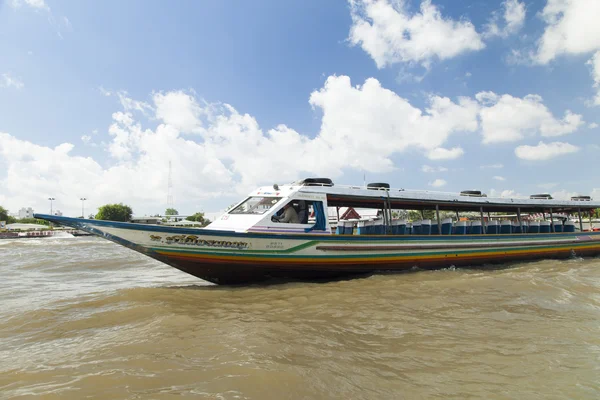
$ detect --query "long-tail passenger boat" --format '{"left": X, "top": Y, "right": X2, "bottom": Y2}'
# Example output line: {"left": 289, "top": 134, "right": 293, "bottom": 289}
{"left": 35, "top": 178, "right": 600, "bottom": 284}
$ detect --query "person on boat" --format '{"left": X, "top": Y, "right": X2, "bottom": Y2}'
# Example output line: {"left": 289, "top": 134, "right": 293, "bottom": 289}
{"left": 296, "top": 200, "right": 308, "bottom": 224}
{"left": 274, "top": 203, "right": 300, "bottom": 223}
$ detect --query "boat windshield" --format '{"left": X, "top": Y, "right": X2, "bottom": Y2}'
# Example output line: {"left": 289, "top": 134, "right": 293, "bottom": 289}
{"left": 229, "top": 196, "right": 282, "bottom": 215}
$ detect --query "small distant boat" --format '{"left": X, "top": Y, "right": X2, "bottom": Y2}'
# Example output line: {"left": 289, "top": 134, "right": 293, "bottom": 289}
{"left": 35, "top": 178, "right": 600, "bottom": 285}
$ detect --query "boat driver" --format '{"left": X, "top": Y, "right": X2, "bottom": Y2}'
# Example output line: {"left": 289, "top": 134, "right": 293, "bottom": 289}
{"left": 274, "top": 202, "right": 300, "bottom": 223}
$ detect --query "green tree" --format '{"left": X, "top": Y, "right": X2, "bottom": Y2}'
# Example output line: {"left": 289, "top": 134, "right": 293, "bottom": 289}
{"left": 96, "top": 203, "right": 133, "bottom": 222}
{"left": 165, "top": 208, "right": 179, "bottom": 216}
{"left": 0, "top": 206, "right": 9, "bottom": 222}
{"left": 16, "top": 218, "right": 49, "bottom": 225}
{"left": 186, "top": 212, "right": 211, "bottom": 227}
{"left": 408, "top": 209, "right": 436, "bottom": 221}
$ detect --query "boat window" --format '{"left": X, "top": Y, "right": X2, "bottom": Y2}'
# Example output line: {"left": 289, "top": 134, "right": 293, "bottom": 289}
{"left": 272, "top": 200, "right": 312, "bottom": 224}
{"left": 229, "top": 197, "right": 282, "bottom": 215}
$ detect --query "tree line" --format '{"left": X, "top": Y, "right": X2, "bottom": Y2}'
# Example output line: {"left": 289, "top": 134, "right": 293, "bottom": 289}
{"left": 0, "top": 204, "right": 211, "bottom": 227}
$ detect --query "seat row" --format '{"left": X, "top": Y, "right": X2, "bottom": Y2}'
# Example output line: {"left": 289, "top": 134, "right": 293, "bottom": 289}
{"left": 335, "top": 219, "right": 576, "bottom": 235}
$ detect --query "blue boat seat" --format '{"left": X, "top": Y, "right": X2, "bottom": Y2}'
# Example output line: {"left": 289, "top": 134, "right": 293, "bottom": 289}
{"left": 372, "top": 219, "right": 384, "bottom": 235}
{"left": 454, "top": 221, "right": 467, "bottom": 235}
{"left": 529, "top": 221, "right": 540, "bottom": 233}
{"left": 564, "top": 221, "right": 575, "bottom": 232}
{"left": 441, "top": 218, "right": 453, "bottom": 235}
{"left": 520, "top": 221, "right": 528, "bottom": 233}
{"left": 421, "top": 219, "right": 431, "bottom": 235}
{"left": 487, "top": 220, "right": 499, "bottom": 234}
{"left": 357, "top": 220, "right": 370, "bottom": 235}
{"left": 412, "top": 221, "right": 422, "bottom": 235}
{"left": 470, "top": 220, "right": 482, "bottom": 234}
{"left": 553, "top": 221, "right": 563, "bottom": 233}
{"left": 500, "top": 220, "right": 512, "bottom": 234}
{"left": 392, "top": 219, "right": 407, "bottom": 235}
{"left": 540, "top": 221, "right": 551, "bottom": 233}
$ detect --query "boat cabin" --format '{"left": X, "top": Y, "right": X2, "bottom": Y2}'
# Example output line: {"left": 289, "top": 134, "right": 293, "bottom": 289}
{"left": 205, "top": 178, "right": 600, "bottom": 235}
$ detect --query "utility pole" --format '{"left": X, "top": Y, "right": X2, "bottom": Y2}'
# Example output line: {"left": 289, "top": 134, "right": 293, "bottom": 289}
{"left": 48, "top": 197, "right": 55, "bottom": 215}
{"left": 80, "top": 198, "right": 87, "bottom": 218}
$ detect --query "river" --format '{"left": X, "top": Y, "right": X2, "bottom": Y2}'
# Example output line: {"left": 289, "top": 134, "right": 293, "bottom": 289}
{"left": 1, "top": 236, "right": 600, "bottom": 399}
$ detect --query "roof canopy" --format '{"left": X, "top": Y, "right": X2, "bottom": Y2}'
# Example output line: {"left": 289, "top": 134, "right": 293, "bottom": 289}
{"left": 296, "top": 185, "right": 599, "bottom": 213}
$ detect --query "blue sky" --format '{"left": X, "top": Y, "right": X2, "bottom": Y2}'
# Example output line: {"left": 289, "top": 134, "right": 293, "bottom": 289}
{"left": 1, "top": 0, "right": 600, "bottom": 218}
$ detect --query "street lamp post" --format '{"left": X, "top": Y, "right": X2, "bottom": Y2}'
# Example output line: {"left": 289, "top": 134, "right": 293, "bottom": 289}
{"left": 80, "top": 197, "right": 87, "bottom": 218}
{"left": 48, "top": 197, "right": 55, "bottom": 215}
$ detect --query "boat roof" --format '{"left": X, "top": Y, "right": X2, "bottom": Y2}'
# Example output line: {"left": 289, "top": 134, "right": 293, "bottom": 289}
{"left": 271, "top": 180, "right": 600, "bottom": 213}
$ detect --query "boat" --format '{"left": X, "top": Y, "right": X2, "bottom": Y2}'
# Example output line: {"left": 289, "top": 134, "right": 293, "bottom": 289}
{"left": 34, "top": 178, "right": 600, "bottom": 285}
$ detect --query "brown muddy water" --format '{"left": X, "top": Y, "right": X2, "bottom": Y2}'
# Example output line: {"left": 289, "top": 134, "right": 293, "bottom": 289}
{"left": 1, "top": 235, "right": 600, "bottom": 399}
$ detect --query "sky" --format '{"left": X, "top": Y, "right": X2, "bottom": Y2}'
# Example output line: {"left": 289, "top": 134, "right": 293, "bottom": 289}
{"left": 1, "top": 0, "right": 600, "bottom": 219}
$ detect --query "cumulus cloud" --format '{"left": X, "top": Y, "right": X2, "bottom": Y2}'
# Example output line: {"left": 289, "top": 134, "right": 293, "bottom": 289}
{"left": 514, "top": 141, "right": 580, "bottom": 161}
{"left": 153, "top": 91, "right": 203, "bottom": 133}
{"left": 493, "top": 176, "right": 506, "bottom": 181}
{"left": 587, "top": 51, "right": 600, "bottom": 106}
{"left": 426, "top": 147, "right": 464, "bottom": 160}
{"left": 0, "top": 75, "right": 485, "bottom": 216}
{"left": 589, "top": 123, "right": 599, "bottom": 129}
{"left": 484, "top": 0, "right": 526, "bottom": 39}
{"left": 348, "top": 0, "right": 485, "bottom": 68}
{"left": 476, "top": 92, "right": 584, "bottom": 143}
{"left": 0, "top": 73, "right": 24, "bottom": 89}
{"left": 309, "top": 76, "right": 478, "bottom": 169}
{"left": 535, "top": 0, "right": 600, "bottom": 64}
{"left": 429, "top": 178, "right": 447, "bottom": 188}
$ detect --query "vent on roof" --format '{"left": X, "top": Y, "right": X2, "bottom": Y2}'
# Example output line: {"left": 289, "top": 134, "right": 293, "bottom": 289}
{"left": 530, "top": 193, "right": 553, "bottom": 200}
{"left": 367, "top": 182, "right": 390, "bottom": 190}
{"left": 460, "top": 190, "right": 485, "bottom": 197}
{"left": 571, "top": 195, "right": 591, "bottom": 201}
{"left": 296, "top": 178, "right": 334, "bottom": 187}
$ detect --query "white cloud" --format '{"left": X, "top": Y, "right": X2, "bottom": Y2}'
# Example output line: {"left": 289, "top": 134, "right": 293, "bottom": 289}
{"left": 117, "top": 91, "right": 153, "bottom": 115}
{"left": 476, "top": 92, "right": 584, "bottom": 143}
{"left": 0, "top": 76, "right": 484, "bottom": 216}
{"left": 535, "top": 0, "right": 600, "bottom": 64}
{"left": 426, "top": 147, "right": 464, "bottom": 160}
{"left": 587, "top": 51, "right": 600, "bottom": 106}
{"left": 0, "top": 73, "right": 24, "bottom": 89}
{"left": 493, "top": 176, "right": 506, "bottom": 181}
{"left": 9, "top": 0, "right": 49, "bottom": 10}
{"left": 484, "top": 0, "right": 526, "bottom": 39}
{"left": 153, "top": 91, "right": 203, "bottom": 133}
{"left": 98, "top": 86, "right": 112, "bottom": 97}
{"left": 488, "top": 189, "right": 526, "bottom": 199}
{"left": 348, "top": 0, "right": 485, "bottom": 68}
{"left": 480, "top": 163, "right": 503, "bottom": 169}
{"left": 550, "top": 190, "right": 580, "bottom": 201}
{"left": 514, "top": 141, "right": 580, "bottom": 161}
{"left": 589, "top": 122, "right": 599, "bottom": 129}
{"left": 429, "top": 178, "right": 447, "bottom": 188}
{"left": 309, "top": 76, "right": 478, "bottom": 171}
{"left": 421, "top": 165, "right": 448, "bottom": 173}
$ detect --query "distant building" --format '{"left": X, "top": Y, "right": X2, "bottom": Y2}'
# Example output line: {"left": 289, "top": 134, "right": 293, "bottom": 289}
{"left": 18, "top": 207, "right": 34, "bottom": 219}
{"left": 130, "top": 216, "right": 162, "bottom": 225}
